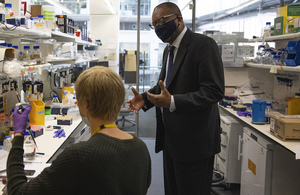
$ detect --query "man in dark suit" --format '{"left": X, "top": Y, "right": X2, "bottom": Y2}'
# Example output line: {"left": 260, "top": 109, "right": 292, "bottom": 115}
{"left": 127, "top": 2, "right": 224, "bottom": 194}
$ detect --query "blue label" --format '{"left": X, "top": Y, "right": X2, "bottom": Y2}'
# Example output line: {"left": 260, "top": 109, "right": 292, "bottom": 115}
{"left": 37, "top": 110, "right": 44, "bottom": 115}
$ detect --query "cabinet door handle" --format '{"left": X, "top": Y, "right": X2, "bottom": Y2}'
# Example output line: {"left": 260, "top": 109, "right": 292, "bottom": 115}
{"left": 238, "top": 135, "right": 243, "bottom": 161}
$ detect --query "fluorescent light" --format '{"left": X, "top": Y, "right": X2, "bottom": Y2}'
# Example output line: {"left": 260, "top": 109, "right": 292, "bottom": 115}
{"left": 104, "top": 0, "right": 116, "bottom": 14}
{"left": 44, "top": 0, "right": 74, "bottom": 14}
{"left": 226, "top": 0, "right": 260, "bottom": 14}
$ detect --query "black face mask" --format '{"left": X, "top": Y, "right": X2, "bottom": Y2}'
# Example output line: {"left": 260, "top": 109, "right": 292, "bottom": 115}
{"left": 155, "top": 18, "right": 178, "bottom": 42}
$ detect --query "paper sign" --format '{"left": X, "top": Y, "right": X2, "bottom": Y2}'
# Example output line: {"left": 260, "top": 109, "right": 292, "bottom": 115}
{"left": 296, "top": 145, "right": 300, "bottom": 160}
{"left": 125, "top": 54, "right": 136, "bottom": 71}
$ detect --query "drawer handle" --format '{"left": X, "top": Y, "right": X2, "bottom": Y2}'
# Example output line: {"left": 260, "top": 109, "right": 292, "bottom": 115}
{"left": 238, "top": 135, "right": 243, "bottom": 161}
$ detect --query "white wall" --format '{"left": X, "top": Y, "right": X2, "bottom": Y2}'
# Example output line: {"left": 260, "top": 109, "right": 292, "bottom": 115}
{"left": 89, "top": 0, "right": 119, "bottom": 73}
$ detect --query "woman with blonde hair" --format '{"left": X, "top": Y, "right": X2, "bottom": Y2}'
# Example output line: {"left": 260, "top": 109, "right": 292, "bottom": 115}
{"left": 7, "top": 66, "right": 151, "bottom": 195}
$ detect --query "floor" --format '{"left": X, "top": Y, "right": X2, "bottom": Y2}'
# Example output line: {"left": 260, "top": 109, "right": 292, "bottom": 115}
{"left": 117, "top": 107, "right": 240, "bottom": 195}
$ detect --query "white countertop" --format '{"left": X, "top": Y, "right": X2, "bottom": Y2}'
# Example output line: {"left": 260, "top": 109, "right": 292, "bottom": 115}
{"left": 29, "top": 117, "right": 82, "bottom": 164}
{"left": 220, "top": 106, "right": 300, "bottom": 154}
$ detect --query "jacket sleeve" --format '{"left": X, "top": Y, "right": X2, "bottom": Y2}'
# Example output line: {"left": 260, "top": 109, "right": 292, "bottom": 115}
{"left": 7, "top": 136, "right": 79, "bottom": 195}
{"left": 174, "top": 36, "right": 225, "bottom": 114}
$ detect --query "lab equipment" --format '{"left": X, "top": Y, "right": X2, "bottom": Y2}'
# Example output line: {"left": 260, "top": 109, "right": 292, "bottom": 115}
{"left": 240, "top": 127, "right": 273, "bottom": 195}
{"left": 262, "top": 22, "right": 271, "bottom": 41}
{"left": 254, "top": 45, "right": 265, "bottom": 64}
{"left": 51, "top": 94, "right": 61, "bottom": 115}
{"left": 252, "top": 100, "right": 266, "bottom": 124}
{"left": 29, "top": 100, "right": 45, "bottom": 126}
{"left": 4, "top": 3, "right": 13, "bottom": 18}
{"left": 23, "top": 131, "right": 35, "bottom": 159}
{"left": 31, "top": 46, "right": 42, "bottom": 65}
{"left": 214, "top": 115, "right": 244, "bottom": 184}
{"left": 57, "top": 117, "right": 72, "bottom": 125}
{"left": 35, "top": 15, "right": 45, "bottom": 32}
{"left": 285, "top": 16, "right": 294, "bottom": 34}
{"left": 22, "top": 46, "right": 31, "bottom": 62}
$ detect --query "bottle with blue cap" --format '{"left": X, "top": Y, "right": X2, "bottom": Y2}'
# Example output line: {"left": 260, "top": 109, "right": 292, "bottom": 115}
{"left": 36, "top": 15, "right": 45, "bottom": 31}
{"left": 31, "top": 46, "right": 42, "bottom": 65}
{"left": 23, "top": 46, "right": 31, "bottom": 62}
{"left": 4, "top": 3, "right": 13, "bottom": 18}
{"left": 51, "top": 94, "right": 61, "bottom": 115}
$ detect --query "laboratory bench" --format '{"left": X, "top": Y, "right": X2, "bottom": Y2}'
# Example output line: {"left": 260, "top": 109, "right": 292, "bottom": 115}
{"left": 219, "top": 106, "right": 300, "bottom": 155}
{"left": 0, "top": 117, "right": 90, "bottom": 193}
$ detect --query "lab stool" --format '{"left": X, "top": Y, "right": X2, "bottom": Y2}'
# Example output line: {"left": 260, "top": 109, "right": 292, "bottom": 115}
{"left": 116, "top": 107, "right": 135, "bottom": 128}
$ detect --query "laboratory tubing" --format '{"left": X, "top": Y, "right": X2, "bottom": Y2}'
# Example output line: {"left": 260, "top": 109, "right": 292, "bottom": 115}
{"left": 22, "top": 46, "right": 31, "bottom": 62}
{"left": 31, "top": 46, "right": 42, "bottom": 65}
{"left": 4, "top": 3, "right": 13, "bottom": 18}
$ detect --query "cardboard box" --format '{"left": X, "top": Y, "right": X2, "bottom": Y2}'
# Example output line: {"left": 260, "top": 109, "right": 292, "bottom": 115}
{"left": 31, "top": 5, "right": 42, "bottom": 17}
{"left": 270, "top": 115, "right": 300, "bottom": 141}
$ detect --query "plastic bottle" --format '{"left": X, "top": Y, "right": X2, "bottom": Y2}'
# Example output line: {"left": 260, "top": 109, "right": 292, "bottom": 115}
{"left": 31, "top": 46, "right": 42, "bottom": 65}
{"left": 262, "top": 22, "right": 271, "bottom": 40}
{"left": 4, "top": 3, "right": 13, "bottom": 18}
{"left": 263, "top": 48, "right": 273, "bottom": 64}
{"left": 36, "top": 15, "right": 45, "bottom": 32}
{"left": 22, "top": 46, "right": 31, "bottom": 62}
{"left": 23, "top": 131, "right": 35, "bottom": 159}
{"left": 67, "top": 101, "right": 80, "bottom": 120}
{"left": 3, "top": 135, "right": 12, "bottom": 151}
{"left": 265, "top": 103, "right": 273, "bottom": 124}
{"left": 62, "top": 91, "right": 69, "bottom": 105}
{"left": 51, "top": 94, "right": 61, "bottom": 115}
{"left": 285, "top": 16, "right": 294, "bottom": 34}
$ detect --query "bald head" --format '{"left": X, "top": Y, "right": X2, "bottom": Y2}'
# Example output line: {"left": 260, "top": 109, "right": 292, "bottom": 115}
{"left": 154, "top": 2, "right": 182, "bottom": 17}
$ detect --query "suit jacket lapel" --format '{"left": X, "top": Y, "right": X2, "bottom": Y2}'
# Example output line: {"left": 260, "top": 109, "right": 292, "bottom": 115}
{"left": 166, "top": 29, "right": 192, "bottom": 88}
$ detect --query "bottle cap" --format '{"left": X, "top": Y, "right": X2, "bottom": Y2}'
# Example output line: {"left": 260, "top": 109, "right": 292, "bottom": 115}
{"left": 5, "top": 135, "right": 11, "bottom": 139}
{"left": 274, "top": 55, "right": 280, "bottom": 59}
{"left": 7, "top": 44, "right": 12, "bottom": 47}
{"left": 24, "top": 46, "right": 30, "bottom": 50}
{"left": 9, "top": 131, "right": 14, "bottom": 134}
{"left": 5, "top": 3, "right": 12, "bottom": 8}
{"left": 12, "top": 45, "right": 18, "bottom": 49}
{"left": 25, "top": 131, "right": 30, "bottom": 136}
{"left": 33, "top": 46, "right": 40, "bottom": 49}
{"left": 53, "top": 94, "right": 58, "bottom": 98}
{"left": 266, "top": 103, "right": 272, "bottom": 106}
{"left": 266, "top": 22, "right": 271, "bottom": 25}
{"left": 38, "top": 15, "right": 44, "bottom": 18}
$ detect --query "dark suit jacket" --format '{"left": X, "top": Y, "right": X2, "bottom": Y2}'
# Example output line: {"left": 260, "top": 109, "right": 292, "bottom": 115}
{"left": 142, "top": 28, "right": 225, "bottom": 162}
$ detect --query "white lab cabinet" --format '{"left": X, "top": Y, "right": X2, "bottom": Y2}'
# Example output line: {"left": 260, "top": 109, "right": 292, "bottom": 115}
{"left": 214, "top": 115, "right": 244, "bottom": 184}
{"left": 240, "top": 127, "right": 273, "bottom": 195}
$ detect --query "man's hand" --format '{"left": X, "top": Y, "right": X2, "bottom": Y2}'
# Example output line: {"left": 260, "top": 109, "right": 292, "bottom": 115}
{"left": 146, "top": 80, "right": 171, "bottom": 108}
{"left": 127, "top": 87, "right": 145, "bottom": 114}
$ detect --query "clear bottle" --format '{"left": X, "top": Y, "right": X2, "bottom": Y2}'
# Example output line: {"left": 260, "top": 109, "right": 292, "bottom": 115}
{"left": 263, "top": 48, "right": 273, "bottom": 64}
{"left": 3, "top": 135, "right": 12, "bottom": 152}
{"left": 265, "top": 103, "right": 273, "bottom": 124}
{"left": 262, "top": 22, "right": 271, "bottom": 40}
{"left": 23, "top": 131, "right": 35, "bottom": 159}
{"left": 285, "top": 16, "right": 294, "bottom": 34}
{"left": 4, "top": 3, "right": 13, "bottom": 18}
{"left": 51, "top": 94, "right": 61, "bottom": 115}
{"left": 22, "top": 46, "right": 31, "bottom": 62}
{"left": 31, "top": 46, "right": 42, "bottom": 65}
{"left": 67, "top": 100, "right": 80, "bottom": 120}
{"left": 62, "top": 92, "right": 69, "bottom": 105}
{"left": 36, "top": 15, "right": 45, "bottom": 32}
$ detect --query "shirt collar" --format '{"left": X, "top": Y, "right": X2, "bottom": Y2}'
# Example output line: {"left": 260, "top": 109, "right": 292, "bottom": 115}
{"left": 170, "top": 26, "right": 187, "bottom": 49}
